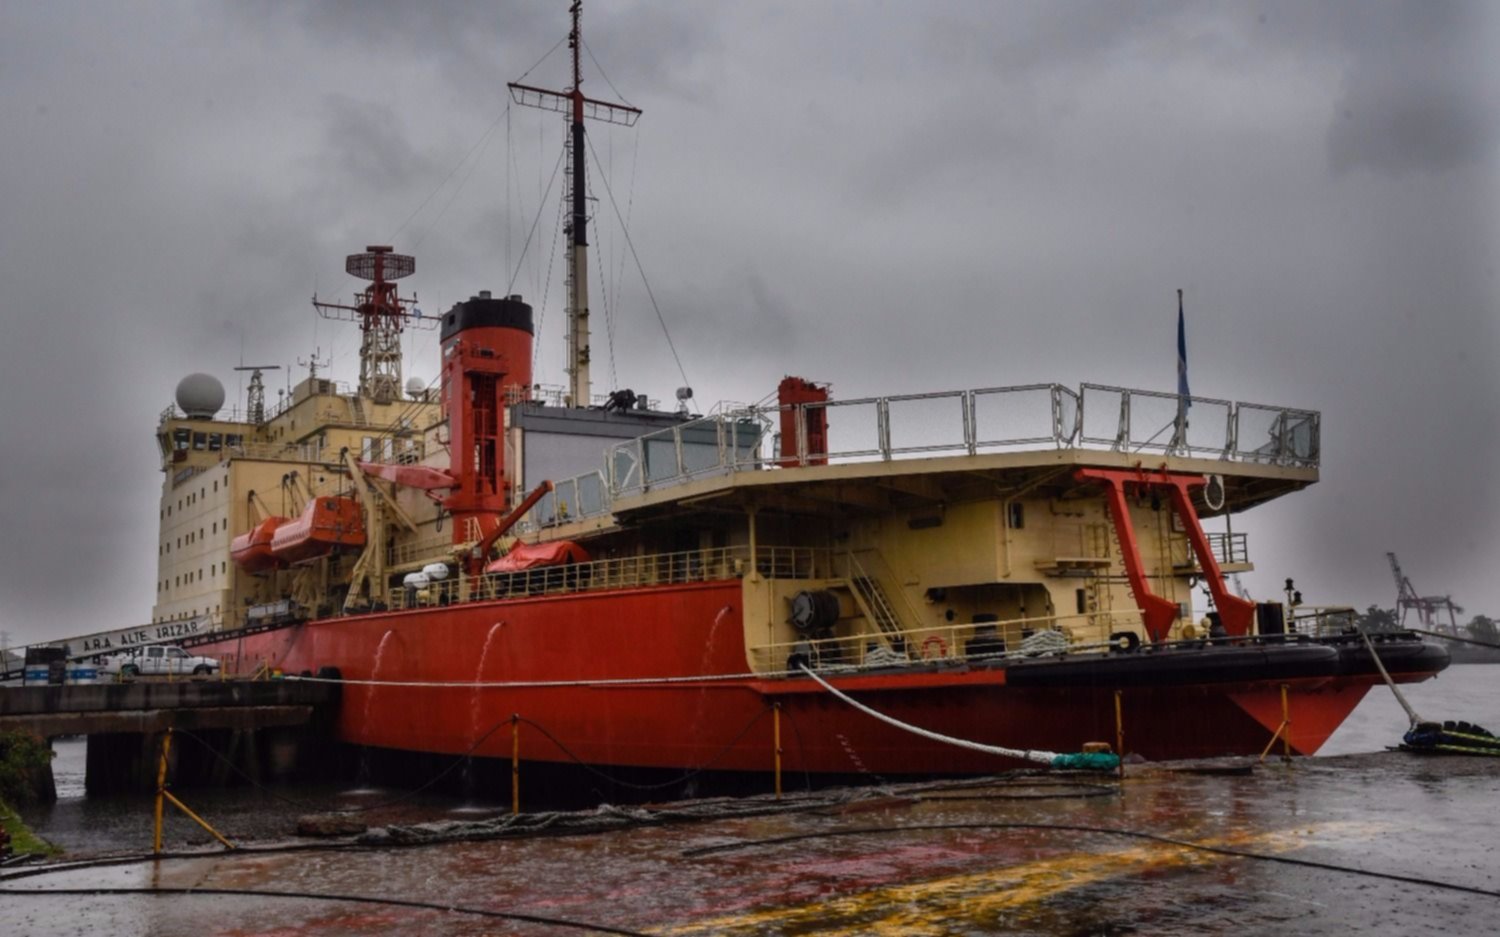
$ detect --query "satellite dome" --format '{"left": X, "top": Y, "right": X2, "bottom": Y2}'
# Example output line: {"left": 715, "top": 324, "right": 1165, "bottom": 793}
{"left": 406, "top": 376, "right": 426, "bottom": 396}
{"left": 176, "top": 373, "right": 225, "bottom": 419}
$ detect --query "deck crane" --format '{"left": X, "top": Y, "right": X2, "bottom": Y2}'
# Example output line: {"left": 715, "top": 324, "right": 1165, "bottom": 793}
{"left": 1387, "top": 552, "right": 1463, "bottom": 636}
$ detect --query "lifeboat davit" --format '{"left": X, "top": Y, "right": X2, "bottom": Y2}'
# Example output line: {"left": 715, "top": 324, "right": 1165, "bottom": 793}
{"left": 230, "top": 516, "right": 290, "bottom": 573}
{"left": 269, "top": 496, "right": 366, "bottom": 564}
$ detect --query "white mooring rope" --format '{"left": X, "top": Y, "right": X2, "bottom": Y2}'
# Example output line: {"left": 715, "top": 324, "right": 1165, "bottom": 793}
{"left": 796, "top": 663, "right": 1060, "bottom": 765}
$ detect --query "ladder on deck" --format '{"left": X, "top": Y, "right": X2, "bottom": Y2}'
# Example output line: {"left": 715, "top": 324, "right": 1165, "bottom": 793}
{"left": 846, "top": 553, "right": 907, "bottom": 648}
{"left": 351, "top": 397, "right": 368, "bottom": 426}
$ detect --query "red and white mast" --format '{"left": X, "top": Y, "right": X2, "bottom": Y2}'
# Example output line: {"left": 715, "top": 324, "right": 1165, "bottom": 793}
{"left": 509, "top": 1, "right": 640, "bottom": 408}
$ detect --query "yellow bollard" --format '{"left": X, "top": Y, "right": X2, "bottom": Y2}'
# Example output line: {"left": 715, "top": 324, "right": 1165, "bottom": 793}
{"left": 1114, "top": 690, "right": 1125, "bottom": 781}
{"left": 773, "top": 703, "right": 783, "bottom": 800}
{"left": 511, "top": 714, "right": 521, "bottom": 816}
{"left": 153, "top": 729, "right": 172, "bottom": 854}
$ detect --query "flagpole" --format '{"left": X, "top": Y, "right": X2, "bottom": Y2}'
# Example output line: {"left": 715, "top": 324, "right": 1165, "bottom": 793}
{"left": 1174, "top": 289, "right": 1189, "bottom": 453}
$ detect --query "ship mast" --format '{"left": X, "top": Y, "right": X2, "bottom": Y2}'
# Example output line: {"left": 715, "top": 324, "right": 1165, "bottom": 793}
{"left": 509, "top": 1, "right": 640, "bottom": 408}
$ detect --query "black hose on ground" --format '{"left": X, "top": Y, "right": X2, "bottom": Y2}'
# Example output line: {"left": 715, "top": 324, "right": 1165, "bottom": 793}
{"left": 681, "top": 821, "right": 1500, "bottom": 900}
{"left": 0, "top": 885, "right": 650, "bottom": 935}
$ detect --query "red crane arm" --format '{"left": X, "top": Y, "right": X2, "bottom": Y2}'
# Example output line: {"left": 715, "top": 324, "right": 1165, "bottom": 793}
{"left": 466, "top": 481, "right": 556, "bottom": 576}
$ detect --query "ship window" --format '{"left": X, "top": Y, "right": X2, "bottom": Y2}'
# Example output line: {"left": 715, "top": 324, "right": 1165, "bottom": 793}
{"left": 226, "top": 434, "right": 242, "bottom": 449}
{"left": 1008, "top": 502, "right": 1025, "bottom": 529}
{"left": 221, "top": 561, "right": 226, "bottom": 573}
{"left": 193, "top": 432, "right": 207, "bottom": 450}
{"left": 208, "top": 434, "right": 222, "bottom": 451}
{"left": 173, "top": 428, "right": 191, "bottom": 451}
{"left": 1076, "top": 588, "right": 1087, "bottom": 615}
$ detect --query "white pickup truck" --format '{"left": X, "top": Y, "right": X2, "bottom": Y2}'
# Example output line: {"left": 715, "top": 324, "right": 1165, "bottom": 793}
{"left": 98, "top": 645, "right": 220, "bottom": 679}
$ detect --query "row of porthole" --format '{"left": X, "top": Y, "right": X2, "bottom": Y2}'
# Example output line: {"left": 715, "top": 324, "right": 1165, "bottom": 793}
{"left": 158, "top": 560, "right": 229, "bottom": 593}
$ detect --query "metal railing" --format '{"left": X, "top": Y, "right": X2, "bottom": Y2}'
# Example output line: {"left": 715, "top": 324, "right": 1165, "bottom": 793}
{"left": 388, "top": 532, "right": 458, "bottom": 569}
{"left": 389, "top": 545, "right": 753, "bottom": 610}
{"left": 1288, "top": 606, "right": 1359, "bottom": 637}
{"left": 588, "top": 382, "right": 1318, "bottom": 507}
{"left": 748, "top": 609, "right": 1147, "bottom": 673}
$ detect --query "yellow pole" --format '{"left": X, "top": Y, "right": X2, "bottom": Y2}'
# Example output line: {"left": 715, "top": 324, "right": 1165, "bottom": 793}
{"left": 773, "top": 703, "right": 783, "bottom": 800}
{"left": 153, "top": 729, "right": 172, "bottom": 854}
{"left": 1281, "top": 683, "right": 1292, "bottom": 761}
{"left": 511, "top": 714, "right": 520, "bottom": 816}
{"left": 163, "top": 790, "right": 236, "bottom": 850}
{"left": 1114, "top": 690, "right": 1125, "bottom": 781}
{"left": 1258, "top": 684, "right": 1294, "bottom": 764}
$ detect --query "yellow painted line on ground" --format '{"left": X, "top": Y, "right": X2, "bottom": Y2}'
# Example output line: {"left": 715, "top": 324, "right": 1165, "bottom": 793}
{"left": 657, "top": 822, "right": 1377, "bottom": 936}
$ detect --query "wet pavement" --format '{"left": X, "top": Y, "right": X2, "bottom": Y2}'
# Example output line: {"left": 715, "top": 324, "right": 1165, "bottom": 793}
{"left": 5, "top": 752, "right": 1499, "bottom": 936}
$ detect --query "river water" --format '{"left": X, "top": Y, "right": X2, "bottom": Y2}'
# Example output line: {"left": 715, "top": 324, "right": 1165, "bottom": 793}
{"left": 1320, "top": 663, "right": 1499, "bottom": 755}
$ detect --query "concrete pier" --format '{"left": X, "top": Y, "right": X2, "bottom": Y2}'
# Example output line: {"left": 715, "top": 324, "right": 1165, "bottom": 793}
{"left": 0, "top": 680, "right": 340, "bottom": 794}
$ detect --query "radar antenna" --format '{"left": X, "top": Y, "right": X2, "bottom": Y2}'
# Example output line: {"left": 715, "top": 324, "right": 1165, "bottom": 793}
{"left": 233, "top": 365, "right": 282, "bottom": 424}
{"left": 313, "top": 245, "right": 435, "bottom": 404}
{"left": 508, "top": 0, "right": 641, "bottom": 408}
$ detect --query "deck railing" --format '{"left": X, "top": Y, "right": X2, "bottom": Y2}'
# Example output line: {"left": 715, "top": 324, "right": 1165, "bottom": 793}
{"left": 748, "top": 608, "right": 1148, "bottom": 673}
{"left": 533, "top": 383, "right": 1320, "bottom": 520}
{"left": 388, "top": 545, "right": 753, "bottom": 611}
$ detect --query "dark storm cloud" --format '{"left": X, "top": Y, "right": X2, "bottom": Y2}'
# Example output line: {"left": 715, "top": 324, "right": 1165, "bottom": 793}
{"left": 0, "top": 1, "right": 1496, "bottom": 646}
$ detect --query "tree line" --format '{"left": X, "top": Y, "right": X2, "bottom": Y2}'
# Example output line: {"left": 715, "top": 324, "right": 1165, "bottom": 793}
{"left": 1352, "top": 607, "right": 1499, "bottom": 645}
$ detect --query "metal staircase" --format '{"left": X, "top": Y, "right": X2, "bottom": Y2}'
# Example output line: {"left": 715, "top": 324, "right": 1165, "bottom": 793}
{"left": 844, "top": 552, "right": 911, "bottom": 649}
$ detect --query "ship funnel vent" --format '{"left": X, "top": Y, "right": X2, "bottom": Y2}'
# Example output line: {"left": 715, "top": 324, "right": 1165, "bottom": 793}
{"left": 477, "top": 290, "right": 492, "bottom": 300}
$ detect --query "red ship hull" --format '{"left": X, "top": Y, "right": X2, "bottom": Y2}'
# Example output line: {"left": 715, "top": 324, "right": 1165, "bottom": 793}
{"left": 192, "top": 579, "right": 1411, "bottom": 775}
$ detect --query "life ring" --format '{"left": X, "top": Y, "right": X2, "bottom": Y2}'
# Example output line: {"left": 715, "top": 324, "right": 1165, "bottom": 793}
{"left": 921, "top": 634, "right": 949, "bottom": 660}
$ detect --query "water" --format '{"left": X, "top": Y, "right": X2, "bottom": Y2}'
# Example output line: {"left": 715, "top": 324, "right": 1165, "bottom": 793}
{"left": 1320, "top": 663, "right": 1500, "bottom": 755}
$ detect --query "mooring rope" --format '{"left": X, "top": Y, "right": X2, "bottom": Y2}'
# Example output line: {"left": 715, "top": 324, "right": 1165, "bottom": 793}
{"left": 796, "top": 663, "right": 1060, "bottom": 765}
{"left": 1357, "top": 629, "right": 1423, "bottom": 728}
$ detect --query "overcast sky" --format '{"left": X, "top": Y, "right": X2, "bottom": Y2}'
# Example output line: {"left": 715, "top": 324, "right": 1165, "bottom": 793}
{"left": 1, "top": 1, "right": 1496, "bottom": 646}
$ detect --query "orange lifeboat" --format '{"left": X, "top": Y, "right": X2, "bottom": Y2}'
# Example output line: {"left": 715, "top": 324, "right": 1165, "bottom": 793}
{"left": 230, "top": 516, "right": 290, "bottom": 573}
{"left": 269, "top": 496, "right": 366, "bottom": 564}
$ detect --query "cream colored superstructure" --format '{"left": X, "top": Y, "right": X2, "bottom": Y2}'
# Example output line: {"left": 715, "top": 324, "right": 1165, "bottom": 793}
{"left": 151, "top": 374, "right": 444, "bottom": 626}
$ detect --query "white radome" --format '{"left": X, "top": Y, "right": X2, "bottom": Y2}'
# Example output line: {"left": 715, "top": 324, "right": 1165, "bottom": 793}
{"left": 176, "top": 372, "right": 225, "bottom": 418}
{"left": 406, "top": 376, "right": 427, "bottom": 397}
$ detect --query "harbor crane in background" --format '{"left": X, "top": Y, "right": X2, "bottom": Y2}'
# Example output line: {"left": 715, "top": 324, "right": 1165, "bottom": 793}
{"left": 1387, "top": 551, "right": 1463, "bottom": 636}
